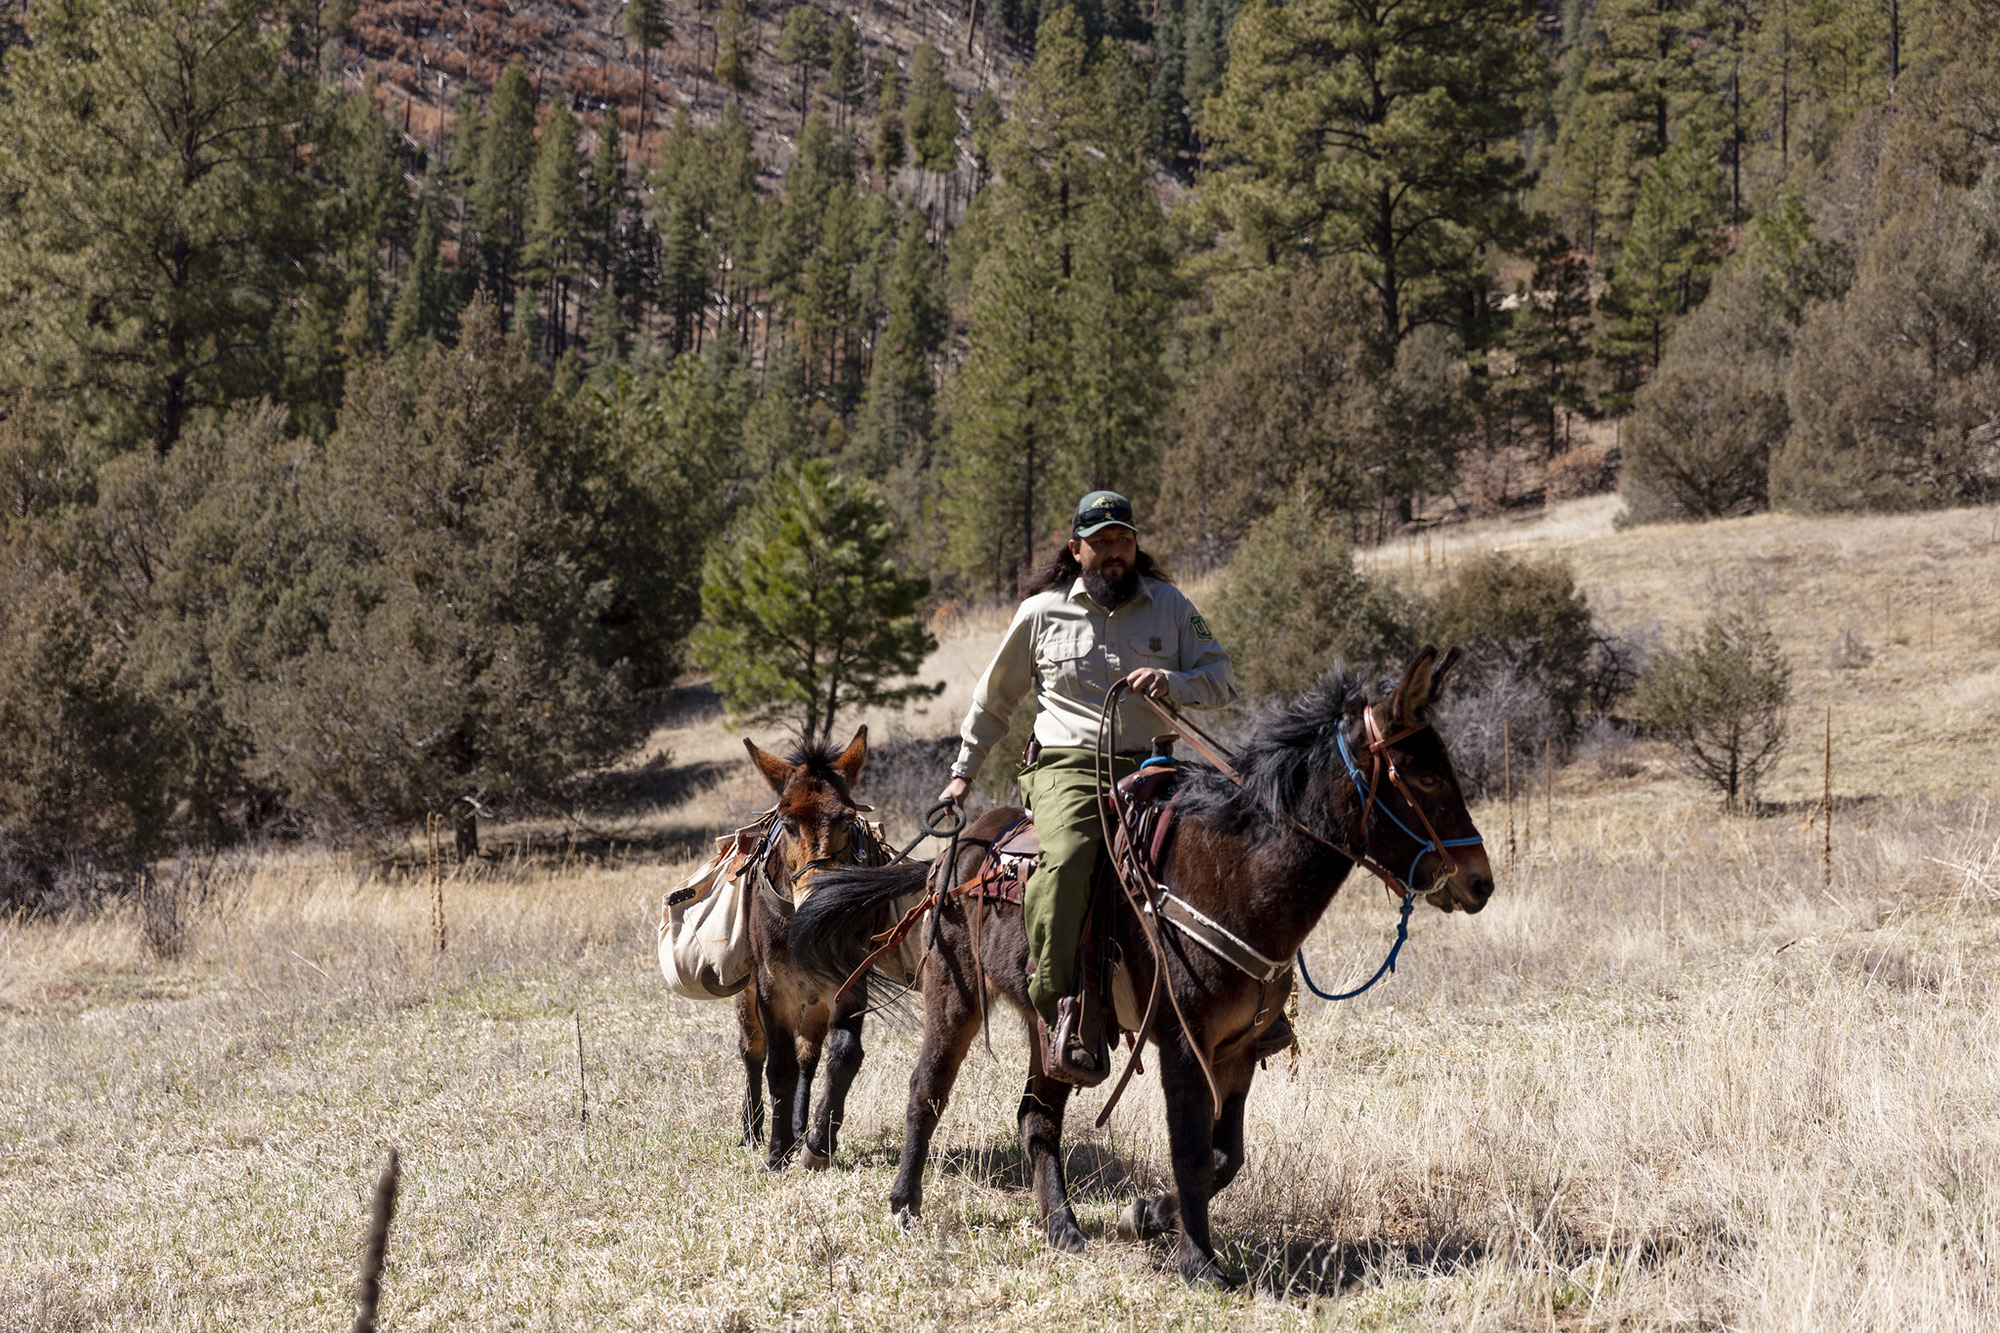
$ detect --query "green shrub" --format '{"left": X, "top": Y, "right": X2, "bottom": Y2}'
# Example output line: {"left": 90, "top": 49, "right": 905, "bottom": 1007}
{"left": 1422, "top": 552, "right": 1595, "bottom": 722}
{"left": 1631, "top": 608, "right": 1790, "bottom": 809}
{"left": 1209, "top": 502, "right": 1415, "bottom": 701}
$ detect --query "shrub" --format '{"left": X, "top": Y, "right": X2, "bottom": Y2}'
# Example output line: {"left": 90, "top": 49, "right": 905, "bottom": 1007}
{"left": 1620, "top": 258, "right": 1793, "bottom": 524}
{"left": 1430, "top": 655, "right": 1560, "bottom": 802}
{"left": 0, "top": 565, "right": 172, "bottom": 909}
{"left": 1422, "top": 552, "right": 1595, "bottom": 723}
{"left": 1208, "top": 502, "right": 1415, "bottom": 702}
{"left": 1631, "top": 608, "right": 1791, "bottom": 809}
{"left": 1772, "top": 167, "right": 2000, "bottom": 513}
{"left": 238, "top": 301, "right": 686, "bottom": 845}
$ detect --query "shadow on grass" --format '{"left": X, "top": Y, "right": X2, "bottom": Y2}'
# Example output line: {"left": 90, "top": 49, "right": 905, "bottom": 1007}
{"left": 933, "top": 1135, "right": 1165, "bottom": 1205}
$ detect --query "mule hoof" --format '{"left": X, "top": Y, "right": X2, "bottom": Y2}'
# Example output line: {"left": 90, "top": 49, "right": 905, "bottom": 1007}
{"left": 1177, "top": 1251, "right": 1237, "bottom": 1289}
{"left": 802, "top": 1147, "right": 831, "bottom": 1171}
{"left": 891, "top": 1202, "right": 921, "bottom": 1229}
{"left": 1115, "top": 1201, "right": 1145, "bottom": 1243}
{"left": 1046, "top": 1217, "right": 1087, "bottom": 1253}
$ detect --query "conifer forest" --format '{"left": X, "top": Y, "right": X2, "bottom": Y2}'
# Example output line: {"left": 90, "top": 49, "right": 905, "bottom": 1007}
{"left": 3, "top": 0, "right": 1998, "bottom": 879}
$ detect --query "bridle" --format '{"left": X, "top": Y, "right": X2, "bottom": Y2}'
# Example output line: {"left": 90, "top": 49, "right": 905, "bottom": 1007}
{"left": 1341, "top": 704, "right": 1487, "bottom": 898}
{"left": 754, "top": 806, "right": 890, "bottom": 919}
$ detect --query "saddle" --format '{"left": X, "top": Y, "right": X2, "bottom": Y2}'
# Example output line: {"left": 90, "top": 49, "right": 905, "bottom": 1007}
{"left": 953, "top": 740, "right": 1185, "bottom": 1087}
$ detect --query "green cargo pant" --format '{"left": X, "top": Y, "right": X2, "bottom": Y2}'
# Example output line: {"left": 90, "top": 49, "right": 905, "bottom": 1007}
{"left": 1017, "top": 747, "right": 1141, "bottom": 1023}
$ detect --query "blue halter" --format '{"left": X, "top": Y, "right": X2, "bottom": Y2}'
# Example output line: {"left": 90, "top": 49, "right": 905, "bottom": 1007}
{"left": 1295, "top": 719, "right": 1484, "bottom": 1003}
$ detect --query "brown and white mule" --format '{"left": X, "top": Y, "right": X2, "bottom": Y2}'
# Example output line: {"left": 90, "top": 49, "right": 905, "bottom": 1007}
{"left": 790, "top": 648, "right": 1493, "bottom": 1284}
{"left": 733, "top": 727, "right": 889, "bottom": 1170}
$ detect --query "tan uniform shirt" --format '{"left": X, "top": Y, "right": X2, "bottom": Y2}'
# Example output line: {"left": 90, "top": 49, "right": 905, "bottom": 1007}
{"left": 950, "top": 575, "right": 1236, "bottom": 781}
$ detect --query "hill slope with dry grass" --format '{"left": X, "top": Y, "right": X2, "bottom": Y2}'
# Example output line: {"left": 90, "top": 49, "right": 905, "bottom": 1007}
{"left": 4, "top": 500, "right": 1999, "bottom": 1329}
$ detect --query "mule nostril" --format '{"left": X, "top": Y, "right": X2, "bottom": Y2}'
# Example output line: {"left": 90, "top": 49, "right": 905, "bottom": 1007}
{"left": 1471, "top": 875, "right": 1494, "bottom": 900}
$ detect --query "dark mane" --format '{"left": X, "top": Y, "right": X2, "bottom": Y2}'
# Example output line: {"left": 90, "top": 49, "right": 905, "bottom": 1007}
{"left": 1174, "top": 669, "right": 1370, "bottom": 842}
{"left": 784, "top": 739, "right": 854, "bottom": 795}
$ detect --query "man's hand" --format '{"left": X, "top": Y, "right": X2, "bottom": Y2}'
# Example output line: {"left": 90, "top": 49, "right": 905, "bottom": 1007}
{"left": 938, "top": 775, "right": 971, "bottom": 807}
{"left": 1126, "top": 667, "right": 1172, "bottom": 700}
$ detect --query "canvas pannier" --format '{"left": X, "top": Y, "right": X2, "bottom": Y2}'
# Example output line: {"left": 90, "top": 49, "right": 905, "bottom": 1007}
{"left": 657, "top": 817, "right": 775, "bottom": 1000}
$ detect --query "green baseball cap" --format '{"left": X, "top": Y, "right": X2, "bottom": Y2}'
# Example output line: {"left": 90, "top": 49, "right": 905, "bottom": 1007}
{"left": 1072, "top": 490, "right": 1136, "bottom": 538}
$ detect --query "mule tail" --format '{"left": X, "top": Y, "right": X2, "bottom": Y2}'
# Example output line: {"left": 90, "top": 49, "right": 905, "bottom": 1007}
{"left": 791, "top": 860, "right": 934, "bottom": 1003}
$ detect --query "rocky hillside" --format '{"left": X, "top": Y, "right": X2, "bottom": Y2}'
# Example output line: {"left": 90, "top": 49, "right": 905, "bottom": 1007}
{"left": 337, "top": 0, "right": 1013, "bottom": 177}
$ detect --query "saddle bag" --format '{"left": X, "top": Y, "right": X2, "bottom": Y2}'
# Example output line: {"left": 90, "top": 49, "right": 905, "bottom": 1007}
{"left": 657, "top": 819, "right": 768, "bottom": 1000}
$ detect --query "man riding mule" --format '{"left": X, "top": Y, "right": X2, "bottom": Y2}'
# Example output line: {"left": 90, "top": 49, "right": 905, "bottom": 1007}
{"left": 795, "top": 647, "right": 1495, "bottom": 1285}
{"left": 936, "top": 490, "right": 1256, "bottom": 1078}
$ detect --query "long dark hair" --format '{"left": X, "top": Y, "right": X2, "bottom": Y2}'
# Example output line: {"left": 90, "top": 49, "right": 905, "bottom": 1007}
{"left": 1020, "top": 543, "right": 1172, "bottom": 596}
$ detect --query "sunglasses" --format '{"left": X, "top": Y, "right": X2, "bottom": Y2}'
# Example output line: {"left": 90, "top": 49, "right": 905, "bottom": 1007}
{"left": 1074, "top": 501, "right": 1134, "bottom": 531}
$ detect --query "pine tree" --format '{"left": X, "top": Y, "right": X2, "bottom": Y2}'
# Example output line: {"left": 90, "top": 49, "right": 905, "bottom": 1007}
{"left": 905, "top": 41, "right": 958, "bottom": 180}
{"left": 853, "top": 213, "right": 947, "bottom": 479}
{"left": 0, "top": 0, "right": 315, "bottom": 455}
{"left": 388, "top": 188, "right": 460, "bottom": 352}
{"left": 692, "top": 460, "right": 939, "bottom": 746}
{"left": 942, "top": 9, "right": 1173, "bottom": 588}
{"left": 1195, "top": 0, "right": 1545, "bottom": 351}
{"left": 624, "top": 0, "right": 670, "bottom": 151}
{"left": 1506, "top": 238, "right": 1597, "bottom": 454}
{"left": 873, "top": 65, "right": 908, "bottom": 180}
{"left": 470, "top": 62, "right": 540, "bottom": 318}
{"left": 1597, "top": 130, "right": 1728, "bottom": 406}
{"left": 715, "top": 0, "right": 754, "bottom": 95}
{"left": 777, "top": 5, "right": 832, "bottom": 127}
{"left": 526, "top": 106, "right": 587, "bottom": 360}
{"left": 826, "top": 15, "right": 863, "bottom": 131}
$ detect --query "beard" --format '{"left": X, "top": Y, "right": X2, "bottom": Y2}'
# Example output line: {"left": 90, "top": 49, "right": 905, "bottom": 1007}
{"left": 1082, "top": 562, "right": 1139, "bottom": 609}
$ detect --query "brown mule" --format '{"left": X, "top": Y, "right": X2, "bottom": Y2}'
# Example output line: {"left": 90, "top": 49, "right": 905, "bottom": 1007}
{"left": 790, "top": 649, "right": 1494, "bottom": 1284}
{"left": 733, "top": 727, "right": 888, "bottom": 1170}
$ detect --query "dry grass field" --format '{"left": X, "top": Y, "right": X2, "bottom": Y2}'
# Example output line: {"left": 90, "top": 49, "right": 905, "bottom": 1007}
{"left": 5, "top": 501, "right": 2000, "bottom": 1330}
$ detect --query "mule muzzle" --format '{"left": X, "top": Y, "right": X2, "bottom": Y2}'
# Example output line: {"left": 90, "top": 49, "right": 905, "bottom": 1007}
{"left": 1423, "top": 843, "right": 1494, "bottom": 914}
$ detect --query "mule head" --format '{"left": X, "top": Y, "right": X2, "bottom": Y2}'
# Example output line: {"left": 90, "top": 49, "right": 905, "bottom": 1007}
{"left": 1366, "top": 646, "right": 1494, "bottom": 914}
{"left": 744, "top": 727, "right": 872, "bottom": 874}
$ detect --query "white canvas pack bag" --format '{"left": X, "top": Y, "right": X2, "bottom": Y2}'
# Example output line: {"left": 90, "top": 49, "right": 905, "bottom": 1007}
{"left": 657, "top": 817, "right": 773, "bottom": 1000}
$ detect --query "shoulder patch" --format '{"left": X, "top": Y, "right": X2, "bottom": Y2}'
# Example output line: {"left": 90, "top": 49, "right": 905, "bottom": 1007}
{"left": 1189, "top": 613, "right": 1215, "bottom": 642}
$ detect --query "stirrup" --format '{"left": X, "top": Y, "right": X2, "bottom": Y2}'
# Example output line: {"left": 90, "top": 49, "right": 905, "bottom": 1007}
{"left": 1253, "top": 1013, "right": 1296, "bottom": 1063}
{"left": 1041, "top": 996, "right": 1109, "bottom": 1088}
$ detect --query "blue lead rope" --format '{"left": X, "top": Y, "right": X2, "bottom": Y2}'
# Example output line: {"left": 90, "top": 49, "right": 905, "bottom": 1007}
{"left": 1293, "top": 726, "right": 1482, "bottom": 1003}
{"left": 1295, "top": 889, "right": 1416, "bottom": 1001}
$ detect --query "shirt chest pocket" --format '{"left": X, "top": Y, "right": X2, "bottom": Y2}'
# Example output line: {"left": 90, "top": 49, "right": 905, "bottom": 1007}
{"left": 1037, "top": 629, "right": 1100, "bottom": 696}
{"left": 1122, "top": 627, "right": 1175, "bottom": 667}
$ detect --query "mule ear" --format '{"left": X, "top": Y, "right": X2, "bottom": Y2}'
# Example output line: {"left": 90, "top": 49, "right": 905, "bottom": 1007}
{"left": 1389, "top": 645, "right": 1441, "bottom": 726}
{"left": 832, "top": 725, "right": 869, "bottom": 786}
{"left": 744, "top": 738, "right": 795, "bottom": 794}
{"left": 1429, "top": 644, "right": 1463, "bottom": 696}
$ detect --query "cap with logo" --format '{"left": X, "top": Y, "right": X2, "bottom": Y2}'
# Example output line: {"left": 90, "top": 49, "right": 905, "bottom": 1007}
{"left": 1072, "top": 490, "right": 1136, "bottom": 538}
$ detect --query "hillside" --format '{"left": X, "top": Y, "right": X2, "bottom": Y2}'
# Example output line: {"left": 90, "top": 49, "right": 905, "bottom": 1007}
{"left": 338, "top": 0, "right": 1010, "bottom": 175}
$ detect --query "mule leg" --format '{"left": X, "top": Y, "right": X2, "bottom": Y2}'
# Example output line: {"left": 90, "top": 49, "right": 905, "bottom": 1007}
{"left": 760, "top": 998, "right": 804, "bottom": 1170}
{"left": 736, "top": 990, "right": 766, "bottom": 1149}
{"left": 791, "top": 1002, "right": 829, "bottom": 1151}
{"left": 1120, "top": 1064, "right": 1254, "bottom": 1246}
{"left": 1157, "top": 1044, "right": 1231, "bottom": 1287}
{"left": 804, "top": 1008, "right": 864, "bottom": 1169}
{"left": 1211, "top": 1080, "right": 1251, "bottom": 1195}
{"left": 1020, "top": 1022, "right": 1086, "bottom": 1252}
{"left": 889, "top": 962, "right": 983, "bottom": 1225}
